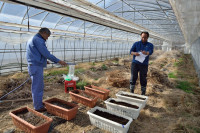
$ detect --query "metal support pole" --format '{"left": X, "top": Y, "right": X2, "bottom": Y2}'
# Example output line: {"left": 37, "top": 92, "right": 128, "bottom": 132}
{"left": 110, "top": 28, "right": 112, "bottom": 40}
{"left": 82, "top": 38, "right": 84, "bottom": 63}
{"left": 64, "top": 38, "right": 66, "bottom": 62}
{"left": 95, "top": 40, "right": 97, "bottom": 62}
{"left": 122, "top": 43, "right": 125, "bottom": 57}
{"left": 110, "top": 41, "right": 112, "bottom": 59}
{"left": 74, "top": 39, "right": 76, "bottom": 63}
{"left": 106, "top": 40, "right": 108, "bottom": 60}
{"left": 0, "top": 43, "right": 7, "bottom": 76}
{"left": 128, "top": 43, "right": 130, "bottom": 57}
{"left": 52, "top": 40, "right": 53, "bottom": 68}
{"left": 125, "top": 43, "right": 127, "bottom": 57}
{"left": 117, "top": 44, "right": 120, "bottom": 57}
{"left": 19, "top": 33, "right": 23, "bottom": 72}
{"left": 121, "top": 43, "right": 123, "bottom": 57}
{"left": 20, "top": 43, "right": 22, "bottom": 72}
{"left": 101, "top": 41, "right": 103, "bottom": 61}
{"left": 84, "top": 21, "right": 86, "bottom": 38}
{"left": 89, "top": 41, "right": 92, "bottom": 62}
{"left": 114, "top": 42, "right": 117, "bottom": 58}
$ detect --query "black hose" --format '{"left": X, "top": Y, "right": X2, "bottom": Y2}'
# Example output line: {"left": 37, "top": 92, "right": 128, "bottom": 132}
{"left": 0, "top": 77, "right": 31, "bottom": 102}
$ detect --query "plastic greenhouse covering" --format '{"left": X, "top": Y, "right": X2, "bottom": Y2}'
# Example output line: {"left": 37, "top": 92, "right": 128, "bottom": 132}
{"left": 0, "top": 0, "right": 182, "bottom": 75}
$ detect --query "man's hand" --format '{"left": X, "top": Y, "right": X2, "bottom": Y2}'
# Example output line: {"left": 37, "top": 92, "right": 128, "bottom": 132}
{"left": 142, "top": 51, "right": 149, "bottom": 55}
{"left": 131, "top": 52, "right": 140, "bottom": 56}
{"left": 58, "top": 60, "right": 67, "bottom": 66}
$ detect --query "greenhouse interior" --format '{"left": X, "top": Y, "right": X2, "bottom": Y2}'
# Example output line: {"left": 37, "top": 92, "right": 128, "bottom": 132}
{"left": 0, "top": 0, "right": 200, "bottom": 133}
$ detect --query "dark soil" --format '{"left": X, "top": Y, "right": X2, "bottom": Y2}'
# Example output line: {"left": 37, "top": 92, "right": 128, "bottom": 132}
{"left": 72, "top": 90, "right": 94, "bottom": 99}
{"left": 110, "top": 100, "right": 139, "bottom": 109}
{"left": 50, "top": 101, "right": 74, "bottom": 109}
{"left": 16, "top": 109, "right": 46, "bottom": 126}
{"left": 93, "top": 109, "right": 129, "bottom": 125}
{"left": 121, "top": 94, "right": 146, "bottom": 100}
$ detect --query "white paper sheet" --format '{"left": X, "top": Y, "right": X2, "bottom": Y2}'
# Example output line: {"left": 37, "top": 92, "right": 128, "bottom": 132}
{"left": 135, "top": 52, "right": 147, "bottom": 63}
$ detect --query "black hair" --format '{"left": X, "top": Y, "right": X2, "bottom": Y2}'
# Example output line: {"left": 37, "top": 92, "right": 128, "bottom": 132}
{"left": 39, "top": 28, "right": 51, "bottom": 35}
{"left": 140, "top": 31, "right": 149, "bottom": 38}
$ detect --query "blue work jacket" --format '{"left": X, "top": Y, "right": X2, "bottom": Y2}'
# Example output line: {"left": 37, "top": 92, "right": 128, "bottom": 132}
{"left": 130, "top": 40, "right": 154, "bottom": 65}
{"left": 26, "top": 33, "right": 59, "bottom": 67}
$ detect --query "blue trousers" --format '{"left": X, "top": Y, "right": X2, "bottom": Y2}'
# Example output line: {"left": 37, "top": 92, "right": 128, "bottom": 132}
{"left": 28, "top": 66, "right": 44, "bottom": 110}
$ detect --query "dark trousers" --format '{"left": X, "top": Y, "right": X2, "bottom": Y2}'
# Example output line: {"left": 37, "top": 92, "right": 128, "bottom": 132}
{"left": 130, "top": 62, "right": 148, "bottom": 88}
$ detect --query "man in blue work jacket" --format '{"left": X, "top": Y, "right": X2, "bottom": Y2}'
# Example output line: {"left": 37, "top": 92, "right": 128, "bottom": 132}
{"left": 26, "top": 28, "right": 67, "bottom": 112}
{"left": 130, "top": 31, "right": 154, "bottom": 95}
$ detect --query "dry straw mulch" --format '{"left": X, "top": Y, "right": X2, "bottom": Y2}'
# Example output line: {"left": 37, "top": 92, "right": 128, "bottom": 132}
{"left": 106, "top": 70, "right": 129, "bottom": 88}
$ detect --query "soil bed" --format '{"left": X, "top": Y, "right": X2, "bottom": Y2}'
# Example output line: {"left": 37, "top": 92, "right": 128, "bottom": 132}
{"left": 93, "top": 109, "right": 129, "bottom": 125}
{"left": 121, "top": 94, "right": 146, "bottom": 100}
{"left": 1, "top": 51, "right": 200, "bottom": 133}
{"left": 72, "top": 90, "right": 94, "bottom": 99}
{"left": 16, "top": 109, "right": 46, "bottom": 126}
{"left": 110, "top": 100, "right": 139, "bottom": 109}
{"left": 50, "top": 101, "right": 73, "bottom": 109}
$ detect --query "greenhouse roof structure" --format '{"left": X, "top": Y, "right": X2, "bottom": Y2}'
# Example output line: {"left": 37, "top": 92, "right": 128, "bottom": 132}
{"left": 0, "top": 0, "right": 189, "bottom": 44}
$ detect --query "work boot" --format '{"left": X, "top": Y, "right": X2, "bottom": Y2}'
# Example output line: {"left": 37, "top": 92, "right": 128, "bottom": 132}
{"left": 130, "top": 85, "right": 135, "bottom": 93}
{"left": 141, "top": 86, "right": 146, "bottom": 95}
{"left": 35, "top": 107, "right": 47, "bottom": 112}
{"left": 141, "top": 91, "right": 146, "bottom": 95}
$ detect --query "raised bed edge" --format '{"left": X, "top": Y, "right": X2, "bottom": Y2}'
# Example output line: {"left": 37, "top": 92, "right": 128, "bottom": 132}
{"left": 116, "top": 91, "right": 148, "bottom": 108}
{"left": 87, "top": 106, "right": 133, "bottom": 133}
{"left": 9, "top": 107, "right": 52, "bottom": 133}
{"left": 104, "top": 98, "right": 142, "bottom": 119}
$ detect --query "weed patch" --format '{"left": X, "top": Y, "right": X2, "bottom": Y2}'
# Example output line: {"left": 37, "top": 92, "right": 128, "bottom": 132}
{"left": 76, "top": 80, "right": 89, "bottom": 90}
{"left": 168, "top": 72, "right": 177, "bottom": 78}
{"left": 101, "top": 64, "right": 108, "bottom": 70}
{"left": 112, "top": 60, "right": 119, "bottom": 64}
{"left": 176, "top": 81, "right": 194, "bottom": 93}
{"left": 90, "top": 67, "right": 96, "bottom": 72}
{"left": 149, "top": 61, "right": 153, "bottom": 65}
{"left": 44, "top": 69, "right": 68, "bottom": 77}
{"left": 75, "top": 68, "right": 85, "bottom": 75}
{"left": 174, "top": 57, "right": 184, "bottom": 67}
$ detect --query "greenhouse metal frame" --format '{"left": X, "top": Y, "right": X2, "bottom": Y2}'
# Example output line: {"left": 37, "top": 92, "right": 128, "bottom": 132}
{"left": 0, "top": 0, "right": 199, "bottom": 81}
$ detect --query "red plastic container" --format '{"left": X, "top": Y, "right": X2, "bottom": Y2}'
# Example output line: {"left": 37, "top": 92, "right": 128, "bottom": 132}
{"left": 43, "top": 98, "right": 78, "bottom": 120}
{"left": 69, "top": 90, "right": 98, "bottom": 108}
{"left": 64, "top": 80, "right": 77, "bottom": 93}
{"left": 9, "top": 107, "right": 52, "bottom": 133}
{"left": 84, "top": 85, "right": 110, "bottom": 100}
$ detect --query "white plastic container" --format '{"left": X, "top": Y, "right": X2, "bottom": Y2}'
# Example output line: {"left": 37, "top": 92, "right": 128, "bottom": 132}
{"left": 105, "top": 98, "right": 142, "bottom": 119}
{"left": 68, "top": 65, "right": 75, "bottom": 78}
{"left": 116, "top": 91, "right": 148, "bottom": 109}
{"left": 87, "top": 106, "right": 133, "bottom": 133}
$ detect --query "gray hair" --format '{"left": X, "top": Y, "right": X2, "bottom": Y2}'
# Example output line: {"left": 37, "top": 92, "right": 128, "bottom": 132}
{"left": 39, "top": 28, "right": 51, "bottom": 35}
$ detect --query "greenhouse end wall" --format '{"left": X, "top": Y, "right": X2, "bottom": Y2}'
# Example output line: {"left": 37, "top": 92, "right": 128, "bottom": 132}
{"left": 191, "top": 37, "right": 200, "bottom": 86}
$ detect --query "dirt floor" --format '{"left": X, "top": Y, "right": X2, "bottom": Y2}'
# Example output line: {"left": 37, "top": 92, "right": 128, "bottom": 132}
{"left": 0, "top": 50, "right": 200, "bottom": 133}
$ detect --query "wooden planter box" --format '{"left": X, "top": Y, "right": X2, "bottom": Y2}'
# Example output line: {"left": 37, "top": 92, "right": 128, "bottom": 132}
{"left": 69, "top": 90, "right": 98, "bottom": 108}
{"left": 105, "top": 98, "right": 142, "bottom": 119}
{"left": 116, "top": 91, "right": 148, "bottom": 109}
{"left": 87, "top": 106, "right": 133, "bottom": 133}
{"left": 9, "top": 107, "right": 52, "bottom": 133}
{"left": 84, "top": 85, "right": 110, "bottom": 100}
{"left": 43, "top": 98, "right": 78, "bottom": 120}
